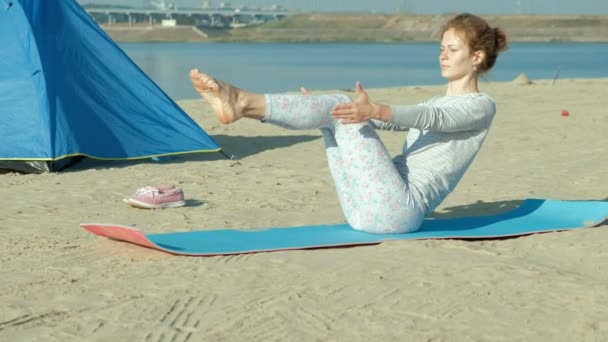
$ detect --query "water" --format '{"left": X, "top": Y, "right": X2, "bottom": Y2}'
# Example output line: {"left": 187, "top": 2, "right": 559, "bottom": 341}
{"left": 120, "top": 42, "right": 608, "bottom": 100}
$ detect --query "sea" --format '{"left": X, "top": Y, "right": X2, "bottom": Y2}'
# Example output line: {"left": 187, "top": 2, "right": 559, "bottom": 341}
{"left": 119, "top": 42, "right": 608, "bottom": 100}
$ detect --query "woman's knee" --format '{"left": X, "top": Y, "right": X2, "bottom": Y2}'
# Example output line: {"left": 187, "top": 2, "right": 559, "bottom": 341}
{"left": 332, "top": 93, "right": 352, "bottom": 104}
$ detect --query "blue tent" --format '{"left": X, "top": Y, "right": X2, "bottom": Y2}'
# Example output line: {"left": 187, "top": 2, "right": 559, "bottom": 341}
{"left": 0, "top": 0, "right": 221, "bottom": 173}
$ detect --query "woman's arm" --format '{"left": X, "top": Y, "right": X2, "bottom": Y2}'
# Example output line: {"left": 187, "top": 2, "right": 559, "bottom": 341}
{"left": 389, "top": 97, "right": 495, "bottom": 132}
{"left": 368, "top": 104, "right": 409, "bottom": 131}
{"left": 331, "top": 83, "right": 495, "bottom": 133}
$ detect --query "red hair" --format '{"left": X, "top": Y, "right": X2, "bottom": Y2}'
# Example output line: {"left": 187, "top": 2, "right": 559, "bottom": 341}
{"left": 441, "top": 13, "right": 508, "bottom": 73}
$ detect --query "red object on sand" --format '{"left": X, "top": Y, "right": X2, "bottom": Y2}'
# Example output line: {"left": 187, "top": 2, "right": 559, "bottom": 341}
{"left": 561, "top": 109, "right": 570, "bottom": 117}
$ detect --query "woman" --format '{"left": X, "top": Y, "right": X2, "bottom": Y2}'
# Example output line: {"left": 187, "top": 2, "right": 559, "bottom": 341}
{"left": 189, "top": 13, "right": 508, "bottom": 234}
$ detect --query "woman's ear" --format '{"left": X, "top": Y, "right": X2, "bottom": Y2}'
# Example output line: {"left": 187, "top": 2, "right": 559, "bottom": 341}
{"left": 473, "top": 50, "right": 486, "bottom": 66}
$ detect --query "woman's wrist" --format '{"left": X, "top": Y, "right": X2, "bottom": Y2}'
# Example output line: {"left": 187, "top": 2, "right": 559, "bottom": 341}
{"left": 370, "top": 103, "right": 392, "bottom": 122}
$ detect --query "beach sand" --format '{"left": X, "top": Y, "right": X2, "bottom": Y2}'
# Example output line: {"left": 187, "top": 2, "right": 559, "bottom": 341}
{"left": 1, "top": 78, "right": 607, "bottom": 341}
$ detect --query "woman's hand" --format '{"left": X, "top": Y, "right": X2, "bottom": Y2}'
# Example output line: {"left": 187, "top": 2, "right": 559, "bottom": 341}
{"left": 331, "top": 82, "right": 377, "bottom": 124}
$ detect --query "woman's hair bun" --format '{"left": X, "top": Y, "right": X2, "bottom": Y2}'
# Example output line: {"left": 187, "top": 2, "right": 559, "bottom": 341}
{"left": 494, "top": 27, "right": 508, "bottom": 52}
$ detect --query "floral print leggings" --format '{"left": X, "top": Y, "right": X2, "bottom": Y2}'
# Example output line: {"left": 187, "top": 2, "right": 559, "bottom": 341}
{"left": 264, "top": 94, "right": 424, "bottom": 234}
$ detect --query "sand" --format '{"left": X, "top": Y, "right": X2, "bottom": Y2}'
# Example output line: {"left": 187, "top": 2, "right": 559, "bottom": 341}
{"left": 1, "top": 78, "right": 607, "bottom": 341}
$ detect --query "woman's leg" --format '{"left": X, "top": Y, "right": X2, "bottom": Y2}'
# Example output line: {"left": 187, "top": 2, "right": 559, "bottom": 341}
{"left": 189, "top": 69, "right": 267, "bottom": 123}
{"left": 262, "top": 94, "right": 344, "bottom": 129}
{"left": 190, "top": 69, "right": 346, "bottom": 129}
{"left": 331, "top": 121, "right": 424, "bottom": 233}
{"left": 320, "top": 127, "right": 357, "bottom": 220}
{"left": 190, "top": 69, "right": 423, "bottom": 233}
{"left": 264, "top": 92, "right": 424, "bottom": 234}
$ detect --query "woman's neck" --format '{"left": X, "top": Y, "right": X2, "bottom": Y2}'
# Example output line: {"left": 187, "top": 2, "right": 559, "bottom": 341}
{"left": 446, "top": 75, "right": 479, "bottom": 96}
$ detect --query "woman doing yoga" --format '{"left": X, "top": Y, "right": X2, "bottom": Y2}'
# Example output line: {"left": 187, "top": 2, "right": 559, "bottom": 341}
{"left": 189, "top": 13, "right": 508, "bottom": 234}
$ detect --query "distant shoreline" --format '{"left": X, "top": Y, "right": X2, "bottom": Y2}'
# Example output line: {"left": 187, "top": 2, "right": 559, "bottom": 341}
{"left": 100, "top": 14, "right": 608, "bottom": 43}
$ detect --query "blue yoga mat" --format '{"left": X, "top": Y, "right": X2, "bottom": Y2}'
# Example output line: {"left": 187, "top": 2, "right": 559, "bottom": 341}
{"left": 82, "top": 199, "right": 608, "bottom": 256}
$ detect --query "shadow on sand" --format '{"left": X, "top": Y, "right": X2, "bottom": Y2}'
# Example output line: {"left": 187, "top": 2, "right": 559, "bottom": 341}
{"left": 183, "top": 199, "right": 206, "bottom": 208}
{"left": 66, "top": 134, "right": 320, "bottom": 172}
{"left": 429, "top": 197, "right": 608, "bottom": 221}
{"left": 210, "top": 134, "right": 320, "bottom": 159}
{"left": 428, "top": 199, "right": 526, "bottom": 219}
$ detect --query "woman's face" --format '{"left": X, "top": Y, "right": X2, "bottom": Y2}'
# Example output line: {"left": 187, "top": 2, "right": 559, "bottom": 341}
{"left": 439, "top": 28, "right": 480, "bottom": 81}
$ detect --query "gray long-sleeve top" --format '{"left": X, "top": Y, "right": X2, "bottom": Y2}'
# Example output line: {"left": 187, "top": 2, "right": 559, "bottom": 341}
{"left": 372, "top": 93, "right": 497, "bottom": 215}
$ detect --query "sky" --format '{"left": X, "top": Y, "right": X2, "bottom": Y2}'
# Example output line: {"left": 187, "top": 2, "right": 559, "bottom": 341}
{"left": 79, "top": 0, "right": 608, "bottom": 15}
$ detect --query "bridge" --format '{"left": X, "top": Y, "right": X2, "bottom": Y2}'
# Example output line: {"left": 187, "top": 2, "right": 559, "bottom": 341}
{"left": 84, "top": 7, "right": 297, "bottom": 28}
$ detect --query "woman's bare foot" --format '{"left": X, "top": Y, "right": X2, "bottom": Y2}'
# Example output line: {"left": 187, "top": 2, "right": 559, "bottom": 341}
{"left": 189, "top": 69, "right": 244, "bottom": 124}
